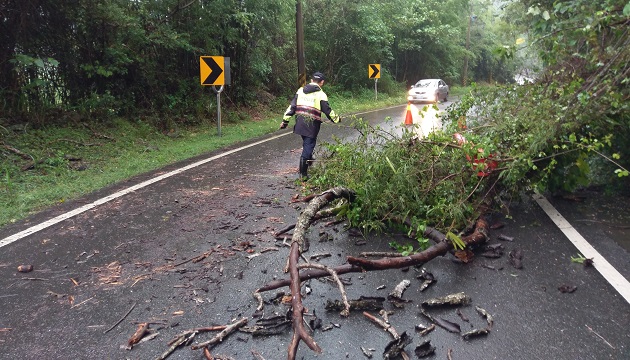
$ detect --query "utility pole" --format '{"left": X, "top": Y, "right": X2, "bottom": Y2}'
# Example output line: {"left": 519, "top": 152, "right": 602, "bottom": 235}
{"left": 463, "top": 7, "right": 472, "bottom": 86}
{"left": 296, "top": 1, "right": 306, "bottom": 87}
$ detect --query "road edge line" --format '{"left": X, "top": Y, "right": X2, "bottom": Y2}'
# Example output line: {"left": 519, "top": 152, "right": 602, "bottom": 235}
{"left": 0, "top": 132, "right": 292, "bottom": 248}
{"left": 0, "top": 105, "right": 408, "bottom": 248}
{"left": 0, "top": 104, "right": 409, "bottom": 248}
{"left": 533, "top": 193, "right": 630, "bottom": 305}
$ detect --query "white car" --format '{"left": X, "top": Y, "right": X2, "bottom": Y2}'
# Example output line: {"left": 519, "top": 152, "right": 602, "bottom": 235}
{"left": 408, "top": 79, "right": 449, "bottom": 103}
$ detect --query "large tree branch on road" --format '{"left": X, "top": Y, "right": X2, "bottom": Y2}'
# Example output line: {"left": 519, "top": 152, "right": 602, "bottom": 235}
{"left": 257, "top": 219, "right": 488, "bottom": 293}
{"left": 285, "top": 187, "right": 355, "bottom": 359}
{"left": 255, "top": 187, "right": 489, "bottom": 360}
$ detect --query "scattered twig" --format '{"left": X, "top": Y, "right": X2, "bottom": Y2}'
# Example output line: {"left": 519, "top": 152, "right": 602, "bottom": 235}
{"left": 362, "top": 312, "right": 410, "bottom": 360}
{"left": 362, "top": 312, "right": 399, "bottom": 341}
{"left": 128, "top": 323, "right": 150, "bottom": 348}
{"left": 497, "top": 234, "right": 514, "bottom": 242}
{"left": 70, "top": 296, "right": 94, "bottom": 309}
{"left": 274, "top": 224, "right": 296, "bottom": 238}
{"left": 246, "top": 253, "right": 261, "bottom": 262}
{"left": 298, "top": 263, "right": 350, "bottom": 317}
{"left": 309, "top": 253, "right": 332, "bottom": 261}
{"left": 360, "top": 346, "right": 374, "bottom": 358}
{"left": 414, "top": 324, "right": 435, "bottom": 336}
{"left": 174, "top": 251, "right": 213, "bottom": 267}
{"left": 157, "top": 330, "right": 197, "bottom": 360}
{"left": 585, "top": 324, "right": 615, "bottom": 349}
{"left": 191, "top": 317, "right": 248, "bottom": 350}
{"left": 475, "top": 306, "right": 494, "bottom": 329}
{"left": 251, "top": 349, "right": 266, "bottom": 360}
{"left": 104, "top": 302, "right": 137, "bottom": 334}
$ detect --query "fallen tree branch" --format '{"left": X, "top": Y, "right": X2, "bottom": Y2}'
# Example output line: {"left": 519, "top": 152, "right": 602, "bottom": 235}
{"left": 257, "top": 218, "right": 489, "bottom": 293}
{"left": 288, "top": 240, "right": 322, "bottom": 358}
{"left": 260, "top": 188, "right": 489, "bottom": 359}
{"left": 1, "top": 143, "right": 33, "bottom": 160}
{"left": 347, "top": 219, "right": 489, "bottom": 270}
{"left": 285, "top": 187, "right": 356, "bottom": 359}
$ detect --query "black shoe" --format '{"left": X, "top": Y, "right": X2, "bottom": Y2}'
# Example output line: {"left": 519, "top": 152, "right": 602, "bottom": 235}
{"left": 299, "top": 157, "right": 309, "bottom": 179}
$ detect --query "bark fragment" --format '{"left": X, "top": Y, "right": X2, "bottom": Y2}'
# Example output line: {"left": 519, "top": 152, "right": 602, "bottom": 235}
{"left": 475, "top": 306, "right": 494, "bottom": 328}
{"left": 388, "top": 279, "right": 411, "bottom": 301}
{"left": 325, "top": 296, "right": 385, "bottom": 312}
{"left": 414, "top": 340, "right": 436, "bottom": 358}
{"left": 422, "top": 292, "right": 471, "bottom": 307}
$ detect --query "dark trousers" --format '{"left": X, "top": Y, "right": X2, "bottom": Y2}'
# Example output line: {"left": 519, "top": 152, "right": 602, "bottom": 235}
{"left": 301, "top": 136, "right": 317, "bottom": 160}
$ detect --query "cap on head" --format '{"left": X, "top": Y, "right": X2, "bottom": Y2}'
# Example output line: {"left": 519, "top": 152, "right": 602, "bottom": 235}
{"left": 312, "top": 72, "right": 326, "bottom": 82}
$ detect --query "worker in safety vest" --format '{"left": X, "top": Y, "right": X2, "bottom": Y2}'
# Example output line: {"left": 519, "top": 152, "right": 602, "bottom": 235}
{"left": 280, "top": 71, "right": 341, "bottom": 179}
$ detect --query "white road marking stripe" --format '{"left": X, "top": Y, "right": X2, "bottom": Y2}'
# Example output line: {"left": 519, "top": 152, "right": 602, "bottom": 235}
{"left": 0, "top": 132, "right": 292, "bottom": 248}
{"left": 0, "top": 105, "right": 404, "bottom": 248}
{"left": 533, "top": 193, "right": 630, "bottom": 304}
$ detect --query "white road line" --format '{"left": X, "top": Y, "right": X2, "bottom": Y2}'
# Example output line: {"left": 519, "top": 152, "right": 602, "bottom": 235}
{"left": 533, "top": 193, "right": 630, "bottom": 304}
{"left": 0, "top": 132, "right": 292, "bottom": 248}
{"left": 0, "top": 106, "right": 403, "bottom": 249}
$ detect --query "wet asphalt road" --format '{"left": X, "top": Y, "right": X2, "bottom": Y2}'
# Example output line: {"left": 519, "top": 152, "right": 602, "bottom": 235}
{"left": 1, "top": 101, "right": 629, "bottom": 360}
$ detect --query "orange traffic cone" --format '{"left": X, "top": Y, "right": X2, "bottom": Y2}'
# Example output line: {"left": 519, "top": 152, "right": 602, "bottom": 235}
{"left": 404, "top": 102, "right": 413, "bottom": 125}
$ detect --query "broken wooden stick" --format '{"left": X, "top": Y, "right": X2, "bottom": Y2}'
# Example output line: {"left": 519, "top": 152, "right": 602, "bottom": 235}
{"left": 388, "top": 280, "right": 411, "bottom": 301}
{"left": 362, "top": 312, "right": 410, "bottom": 360}
{"left": 127, "top": 322, "right": 150, "bottom": 348}
{"left": 191, "top": 317, "right": 248, "bottom": 350}
{"left": 104, "top": 301, "right": 136, "bottom": 334}
{"left": 157, "top": 331, "right": 197, "bottom": 360}
{"left": 157, "top": 325, "right": 236, "bottom": 359}
{"left": 298, "top": 262, "right": 350, "bottom": 317}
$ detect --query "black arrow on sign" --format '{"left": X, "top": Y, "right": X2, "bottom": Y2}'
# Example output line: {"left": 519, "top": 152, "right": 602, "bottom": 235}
{"left": 369, "top": 64, "right": 380, "bottom": 78}
{"left": 202, "top": 57, "right": 223, "bottom": 85}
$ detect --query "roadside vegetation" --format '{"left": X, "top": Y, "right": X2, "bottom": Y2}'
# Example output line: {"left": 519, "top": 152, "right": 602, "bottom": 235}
{"left": 0, "top": 89, "right": 409, "bottom": 227}
{"left": 1, "top": 0, "right": 628, "bottom": 235}
{"left": 313, "top": 0, "right": 630, "bottom": 246}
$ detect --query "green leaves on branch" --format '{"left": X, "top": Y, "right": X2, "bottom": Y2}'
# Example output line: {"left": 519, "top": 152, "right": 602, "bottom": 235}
{"left": 313, "top": 116, "right": 494, "bottom": 238}
{"left": 446, "top": 232, "right": 466, "bottom": 251}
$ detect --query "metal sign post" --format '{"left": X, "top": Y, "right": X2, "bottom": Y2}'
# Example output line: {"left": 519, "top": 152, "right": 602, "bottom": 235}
{"left": 212, "top": 85, "right": 224, "bottom": 136}
{"left": 200, "top": 56, "right": 230, "bottom": 137}
{"left": 368, "top": 64, "right": 381, "bottom": 100}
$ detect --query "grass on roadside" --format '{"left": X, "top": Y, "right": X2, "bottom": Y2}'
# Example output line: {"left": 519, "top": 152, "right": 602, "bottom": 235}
{"left": 0, "top": 90, "right": 406, "bottom": 228}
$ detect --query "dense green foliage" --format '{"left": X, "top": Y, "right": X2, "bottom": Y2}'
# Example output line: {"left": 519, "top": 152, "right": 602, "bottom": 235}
{"left": 312, "top": 0, "right": 629, "bottom": 241}
{"left": 1, "top": 0, "right": 517, "bottom": 123}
